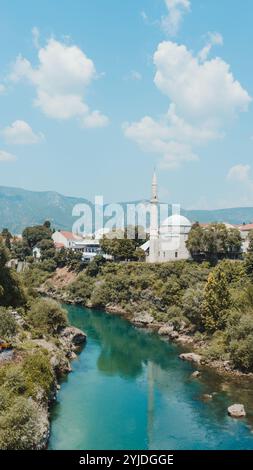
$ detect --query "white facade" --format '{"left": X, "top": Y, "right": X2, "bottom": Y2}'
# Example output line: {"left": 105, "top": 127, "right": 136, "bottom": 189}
{"left": 142, "top": 173, "right": 192, "bottom": 263}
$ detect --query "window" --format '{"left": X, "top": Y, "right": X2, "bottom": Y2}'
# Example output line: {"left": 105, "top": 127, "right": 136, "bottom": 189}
{"left": 175, "top": 252, "right": 178, "bottom": 258}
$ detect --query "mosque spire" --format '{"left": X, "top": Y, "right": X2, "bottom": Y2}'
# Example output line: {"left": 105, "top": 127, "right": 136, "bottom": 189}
{"left": 151, "top": 168, "right": 158, "bottom": 202}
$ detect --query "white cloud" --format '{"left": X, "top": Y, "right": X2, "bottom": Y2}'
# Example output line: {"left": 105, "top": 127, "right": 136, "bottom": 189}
{"left": 32, "top": 26, "right": 40, "bottom": 49}
{"left": 198, "top": 32, "right": 223, "bottom": 62}
{"left": 2, "top": 120, "right": 44, "bottom": 145}
{"left": 10, "top": 38, "right": 109, "bottom": 127}
{"left": 161, "top": 0, "right": 191, "bottom": 36}
{"left": 124, "top": 41, "right": 251, "bottom": 168}
{"left": 0, "top": 84, "right": 6, "bottom": 94}
{"left": 0, "top": 150, "right": 16, "bottom": 162}
{"left": 81, "top": 111, "right": 109, "bottom": 129}
{"left": 227, "top": 164, "right": 251, "bottom": 183}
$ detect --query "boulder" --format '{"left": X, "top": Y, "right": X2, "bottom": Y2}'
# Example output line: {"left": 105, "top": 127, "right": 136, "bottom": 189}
{"left": 158, "top": 325, "right": 174, "bottom": 336}
{"left": 176, "top": 335, "right": 194, "bottom": 345}
{"left": 134, "top": 312, "right": 154, "bottom": 325}
{"left": 60, "top": 326, "right": 86, "bottom": 346}
{"left": 179, "top": 352, "right": 202, "bottom": 365}
{"left": 228, "top": 404, "right": 246, "bottom": 418}
{"left": 191, "top": 371, "right": 201, "bottom": 378}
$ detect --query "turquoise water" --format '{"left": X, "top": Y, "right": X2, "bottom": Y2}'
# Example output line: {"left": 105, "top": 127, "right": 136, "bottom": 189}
{"left": 49, "top": 305, "right": 253, "bottom": 450}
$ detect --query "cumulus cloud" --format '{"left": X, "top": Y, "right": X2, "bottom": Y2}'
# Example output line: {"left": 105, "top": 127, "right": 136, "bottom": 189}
{"left": 0, "top": 150, "right": 16, "bottom": 162}
{"left": 124, "top": 41, "right": 251, "bottom": 168}
{"left": 227, "top": 164, "right": 251, "bottom": 183}
{"left": 9, "top": 38, "right": 109, "bottom": 127}
{"left": 2, "top": 120, "right": 44, "bottom": 145}
{"left": 161, "top": 0, "right": 191, "bottom": 36}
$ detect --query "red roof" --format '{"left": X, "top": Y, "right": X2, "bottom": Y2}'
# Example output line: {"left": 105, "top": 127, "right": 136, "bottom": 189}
{"left": 238, "top": 224, "right": 253, "bottom": 231}
{"left": 60, "top": 231, "right": 82, "bottom": 240}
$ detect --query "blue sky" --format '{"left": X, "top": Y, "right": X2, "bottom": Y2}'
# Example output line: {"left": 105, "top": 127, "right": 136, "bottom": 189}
{"left": 0, "top": 0, "right": 253, "bottom": 209}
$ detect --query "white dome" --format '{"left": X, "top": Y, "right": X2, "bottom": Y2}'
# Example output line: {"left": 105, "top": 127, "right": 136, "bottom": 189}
{"left": 161, "top": 214, "right": 192, "bottom": 227}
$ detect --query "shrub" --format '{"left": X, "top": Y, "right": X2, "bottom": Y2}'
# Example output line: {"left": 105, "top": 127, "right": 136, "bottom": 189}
{"left": 22, "top": 351, "right": 55, "bottom": 399}
{"left": 0, "top": 309, "right": 17, "bottom": 339}
{"left": 0, "top": 393, "right": 43, "bottom": 450}
{"left": 226, "top": 313, "right": 253, "bottom": 372}
{"left": 27, "top": 298, "right": 68, "bottom": 336}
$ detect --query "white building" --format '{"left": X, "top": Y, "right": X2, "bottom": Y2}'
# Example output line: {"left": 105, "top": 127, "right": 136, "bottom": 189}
{"left": 141, "top": 172, "right": 192, "bottom": 263}
{"left": 238, "top": 224, "right": 253, "bottom": 253}
{"left": 52, "top": 231, "right": 84, "bottom": 249}
{"left": 52, "top": 230, "right": 112, "bottom": 262}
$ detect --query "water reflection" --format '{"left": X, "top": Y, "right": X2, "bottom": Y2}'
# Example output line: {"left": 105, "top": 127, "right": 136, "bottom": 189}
{"left": 49, "top": 305, "right": 253, "bottom": 450}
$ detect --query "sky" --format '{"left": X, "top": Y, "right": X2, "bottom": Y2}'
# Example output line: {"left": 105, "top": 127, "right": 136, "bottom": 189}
{"left": 0, "top": 0, "right": 253, "bottom": 209}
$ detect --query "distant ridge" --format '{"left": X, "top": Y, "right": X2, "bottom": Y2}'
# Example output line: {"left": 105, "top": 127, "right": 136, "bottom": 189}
{"left": 0, "top": 185, "right": 253, "bottom": 233}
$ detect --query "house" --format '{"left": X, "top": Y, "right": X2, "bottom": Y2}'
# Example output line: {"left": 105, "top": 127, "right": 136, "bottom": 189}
{"left": 52, "top": 230, "right": 112, "bottom": 261}
{"left": 238, "top": 224, "right": 253, "bottom": 253}
{"left": 52, "top": 231, "right": 83, "bottom": 249}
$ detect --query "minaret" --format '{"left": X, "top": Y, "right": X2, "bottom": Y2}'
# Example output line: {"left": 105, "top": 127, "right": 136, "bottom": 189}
{"left": 149, "top": 170, "right": 159, "bottom": 263}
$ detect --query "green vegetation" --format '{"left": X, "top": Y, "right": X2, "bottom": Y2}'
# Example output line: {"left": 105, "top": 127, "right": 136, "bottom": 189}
{"left": 0, "top": 239, "right": 72, "bottom": 449}
{"left": 66, "top": 254, "right": 253, "bottom": 373}
{"left": 186, "top": 222, "right": 242, "bottom": 263}
{"left": 100, "top": 226, "right": 146, "bottom": 261}
{"left": 27, "top": 298, "right": 68, "bottom": 336}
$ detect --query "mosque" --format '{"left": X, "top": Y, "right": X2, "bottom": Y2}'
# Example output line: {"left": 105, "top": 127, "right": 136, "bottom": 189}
{"left": 141, "top": 172, "right": 192, "bottom": 263}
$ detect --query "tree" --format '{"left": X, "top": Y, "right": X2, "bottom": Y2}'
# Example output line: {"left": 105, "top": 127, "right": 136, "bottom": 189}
{"left": 187, "top": 223, "right": 242, "bottom": 263}
{"left": 11, "top": 238, "right": 31, "bottom": 261}
{"left": 22, "top": 224, "right": 52, "bottom": 249}
{"left": 37, "top": 238, "right": 55, "bottom": 260}
{"left": 186, "top": 222, "right": 204, "bottom": 259}
{"left": 201, "top": 265, "right": 231, "bottom": 332}
{"left": 0, "top": 239, "right": 26, "bottom": 307}
{"left": 100, "top": 226, "right": 146, "bottom": 261}
{"left": 1, "top": 229, "right": 12, "bottom": 250}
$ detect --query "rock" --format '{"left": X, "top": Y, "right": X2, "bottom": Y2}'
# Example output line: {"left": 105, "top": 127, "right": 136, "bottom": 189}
{"left": 60, "top": 326, "right": 86, "bottom": 346}
{"left": 176, "top": 335, "right": 194, "bottom": 345}
{"left": 179, "top": 352, "right": 202, "bottom": 365}
{"left": 158, "top": 325, "right": 174, "bottom": 336}
{"left": 134, "top": 312, "right": 154, "bottom": 325}
{"left": 201, "top": 394, "right": 213, "bottom": 401}
{"left": 228, "top": 404, "right": 246, "bottom": 418}
{"left": 191, "top": 371, "right": 201, "bottom": 378}
{"left": 169, "top": 331, "right": 179, "bottom": 339}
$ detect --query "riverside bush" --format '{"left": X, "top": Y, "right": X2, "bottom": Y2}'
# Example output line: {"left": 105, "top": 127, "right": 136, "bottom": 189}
{"left": 27, "top": 298, "right": 68, "bottom": 336}
{"left": 0, "top": 309, "right": 17, "bottom": 339}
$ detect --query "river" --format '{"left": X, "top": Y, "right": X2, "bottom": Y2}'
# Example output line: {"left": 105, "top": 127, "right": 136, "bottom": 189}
{"left": 48, "top": 304, "right": 253, "bottom": 450}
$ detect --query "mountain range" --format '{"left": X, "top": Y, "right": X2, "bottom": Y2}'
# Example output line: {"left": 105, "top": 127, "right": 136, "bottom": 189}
{"left": 0, "top": 185, "right": 253, "bottom": 234}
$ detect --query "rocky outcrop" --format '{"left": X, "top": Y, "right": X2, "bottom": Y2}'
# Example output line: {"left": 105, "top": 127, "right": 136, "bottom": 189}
{"left": 60, "top": 326, "right": 87, "bottom": 348}
{"left": 179, "top": 352, "right": 202, "bottom": 365}
{"left": 191, "top": 370, "right": 201, "bottom": 378}
{"left": 133, "top": 312, "right": 154, "bottom": 325}
{"left": 228, "top": 404, "right": 246, "bottom": 418}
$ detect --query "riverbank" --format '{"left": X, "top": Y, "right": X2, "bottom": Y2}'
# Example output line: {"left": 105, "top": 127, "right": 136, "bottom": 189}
{"left": 38, "top": 265, "right": 253, "bottom": 381}
{"left": 0, "top": 304, "right": 86, "bottom": 449}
